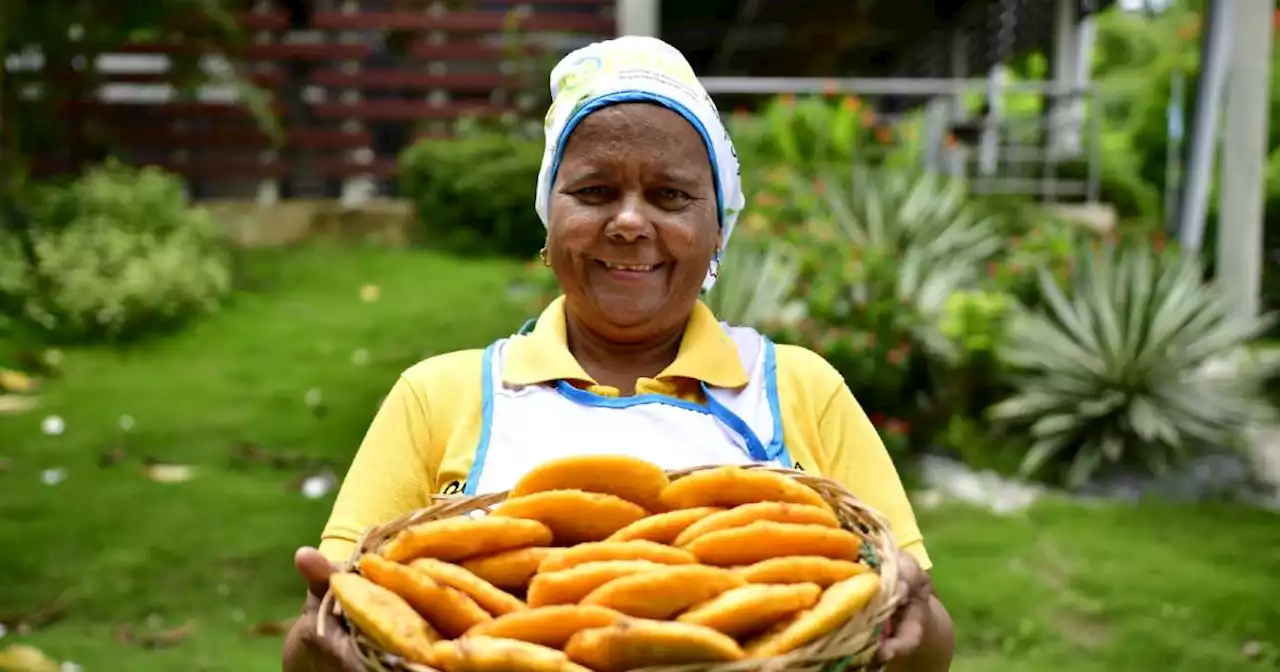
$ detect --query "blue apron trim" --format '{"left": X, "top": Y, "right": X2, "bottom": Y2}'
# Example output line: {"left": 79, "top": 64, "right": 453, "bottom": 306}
{"left": 553, "top": 380, "right": 771, "bottom": 463}
{"left": 762, "top": 339, "right": 793, "bottom": 467}
{"left": 465, "top": 343, "right": 498, "bottom": 496}
{"left": 516, "top": 318, "right": 537, "bottom": 336}
{"left": 699, "top": 383, "right": 771, "bottom": 462}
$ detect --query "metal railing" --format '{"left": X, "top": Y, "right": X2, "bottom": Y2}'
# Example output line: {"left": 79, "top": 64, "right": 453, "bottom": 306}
{"left": 701, "top": 75, "right": 1103, "bottom": 204}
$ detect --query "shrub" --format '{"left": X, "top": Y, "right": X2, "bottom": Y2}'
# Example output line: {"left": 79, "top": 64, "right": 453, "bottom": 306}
{"left": 399, "top": 121, "right": 545, "bottom": 259}
{"left": 751, "top": 166, "right": 1013, "bottom": 453}
{"left": 0, "top": 161, "right": 232, "bottom": 343}
{"left": 728, "top": 95, "right": 921, "bottom": 176}
{"left": 991, "top": 243, "right": 1277, "bottom": 487}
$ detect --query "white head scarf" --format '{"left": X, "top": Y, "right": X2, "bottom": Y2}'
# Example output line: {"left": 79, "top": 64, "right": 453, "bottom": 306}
{"left": 533, "top": 36, "right": 744, "bottom": 292}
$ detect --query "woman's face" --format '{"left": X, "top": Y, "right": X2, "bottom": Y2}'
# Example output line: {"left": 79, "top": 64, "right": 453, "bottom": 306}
{"left": 547, "top": 103, "right": 720, "bottom": 343}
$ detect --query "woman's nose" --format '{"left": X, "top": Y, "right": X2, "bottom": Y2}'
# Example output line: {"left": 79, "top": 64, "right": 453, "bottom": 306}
{"left": 604, "top": 191, "right": 653, "bottom": 242}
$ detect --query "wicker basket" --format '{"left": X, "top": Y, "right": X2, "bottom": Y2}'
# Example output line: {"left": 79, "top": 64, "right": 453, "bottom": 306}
{"left": 318, "top": 462, "right": 904, "bottom": 672}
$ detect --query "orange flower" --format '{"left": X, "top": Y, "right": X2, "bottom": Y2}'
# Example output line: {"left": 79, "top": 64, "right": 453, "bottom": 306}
{"left": 822, "top": 80, "right": 839, "bottom": 97}
{"left": 842, "top": 95, "right": 860, "bottom": 112}
{"left": 754, "top": 192, "right": 781, "bottom": 208}
{"left": 778, "top": 93, "right": 796, "bottom": 107}
{"left": 884, "top": 419, "right": 910, "bottom": 436}
{"left": 873, "top": 126, "right": 894, "bottom": 145}
{"left": 986, "top": 261, "right": 1000, "bottom": 277}
{"left": 860, "top": 108, "right": 876, "bottom": 127}
{"left": 732, "top": 106, "right": 750, "bottom": 118}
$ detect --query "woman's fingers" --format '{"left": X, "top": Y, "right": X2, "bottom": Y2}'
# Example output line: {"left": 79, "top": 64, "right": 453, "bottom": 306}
{"left": 314, "top": 611, "right": 367, "bottom": 672}
{"left": 878, "top": 594, "right": 927, "bottom": 661}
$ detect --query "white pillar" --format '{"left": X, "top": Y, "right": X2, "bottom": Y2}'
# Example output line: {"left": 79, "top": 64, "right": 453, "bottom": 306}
{"left": 1049, "top": 0, "right": 1090, "bottom": 159}
{"left": 1216, "top": 0, "right": 1273, "bottom": 320}
{"left": 946, "top": 30, "right": 968, "bottom": 178}
{"left": 617, "top": 0, "right": 660, "bottom": 38}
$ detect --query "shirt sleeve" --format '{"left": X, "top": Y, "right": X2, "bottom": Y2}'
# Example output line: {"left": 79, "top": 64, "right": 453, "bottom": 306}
{"left": 317, "top": 375, "right": 434, "bottom": 563}
{"left": 818, "top": 381, "right": 932, "bottom": 571}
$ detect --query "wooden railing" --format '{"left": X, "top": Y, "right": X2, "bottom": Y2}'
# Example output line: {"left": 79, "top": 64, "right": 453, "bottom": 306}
{"left": 9, "top": 0, "right": 617, "bottom": 198}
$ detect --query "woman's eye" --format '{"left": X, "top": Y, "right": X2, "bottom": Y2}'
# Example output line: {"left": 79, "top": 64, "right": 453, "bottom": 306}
{"left": 657, "top": 188, "right": 691, "bottom": 202}
{"left": 574, "top": 186, "right": 611, "bottom": 199}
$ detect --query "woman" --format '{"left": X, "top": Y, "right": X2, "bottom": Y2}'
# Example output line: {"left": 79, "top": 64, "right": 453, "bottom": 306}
{"left": 283, "top": 36, "right": 954, "bottom": 672}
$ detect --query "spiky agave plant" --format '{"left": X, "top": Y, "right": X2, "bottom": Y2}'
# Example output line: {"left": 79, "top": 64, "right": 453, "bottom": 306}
{"left": 991, "top": 243, "right": 1277, "bottom": 487}
{"left": 809, "top": 166, "right": 1006, "bottom": 354}
{"left": 703, "top": 238, "right": 806, "bottom": 330}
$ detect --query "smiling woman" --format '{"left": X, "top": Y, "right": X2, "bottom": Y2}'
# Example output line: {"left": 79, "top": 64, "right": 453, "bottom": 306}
{"left": 282, "top": 36, "right": 953, "bottom": 672}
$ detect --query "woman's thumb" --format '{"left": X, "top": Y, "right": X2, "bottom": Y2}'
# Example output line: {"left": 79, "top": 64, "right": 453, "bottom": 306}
{"left": 295, "top": 546, "right": 336, "bottom": 594}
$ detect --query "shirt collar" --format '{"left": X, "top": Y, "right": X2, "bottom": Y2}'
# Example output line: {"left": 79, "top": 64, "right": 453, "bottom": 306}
{"left": 502, "top": 296, "right": 749, "bottom": 389}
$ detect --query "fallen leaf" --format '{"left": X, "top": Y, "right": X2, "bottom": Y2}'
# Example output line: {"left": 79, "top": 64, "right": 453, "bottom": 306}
{"left": 0, "top": 370, "right": 37, "bottom": 393}
{"left": 0, "top": 395, "right": 38, "bottom": 415}
{"left": 0, "top": 458, "right": 10, "bottom": 473}
{"left": 116, "top": 621, "right": 198, "bottom": 649}
{"left": 244, "top": 618, "right": 296, "bottom": 637}
{"left": 118, "top": 415, "right": 135, "bottom": 432}
{"left": 0, "top": 592, "right": 72, "bottom": 634}
{"left": 0, "top": 644, "right": 60, "bottom": 672}
{"left": 39, "top": 469, "right": 65, "bottom": 486}
{"left": 351, "top": 349, "right": 370, "bottom": 366}
{"left": 359, "top": 284, "right": 381, "bottom": 302}
{"left": 143, "top": 463, "right": 198, "bottom": 484}
{"left": 99, "top": 444, "right": 127, "bottom": 468}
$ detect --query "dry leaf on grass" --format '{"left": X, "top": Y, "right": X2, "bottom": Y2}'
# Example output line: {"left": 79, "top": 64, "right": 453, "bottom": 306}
{"left": 0, "top": 370, "right": 37, "bottom": 393}
{"left": 0, "top": 644, "right": 61, "bottom": 672}
{"left": 98, "top": 444, "right": 127, "bottom": 468}
{"left": 243, "top": 618, "right": 297, "bottom": 638}
{"left": 143, "top": 464, "right": 198, "bottom": 484}
{"left": 0, "top": 593, "right": 73, "bottom": 634}
{"left": 0, "top": 395, "right": 38, "bottom": 415}
{"left": 115, "top": 621, "right": 198, "bottom": 648}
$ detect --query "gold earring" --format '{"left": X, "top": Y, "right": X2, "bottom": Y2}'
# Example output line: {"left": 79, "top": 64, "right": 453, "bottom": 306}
{"left": 539, "top": 247, "right": 550, "bottom": 267}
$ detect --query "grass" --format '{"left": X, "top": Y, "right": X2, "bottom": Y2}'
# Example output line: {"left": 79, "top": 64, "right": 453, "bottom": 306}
{"left": 1, "top": 244, "right": 1278, "bottom": 671}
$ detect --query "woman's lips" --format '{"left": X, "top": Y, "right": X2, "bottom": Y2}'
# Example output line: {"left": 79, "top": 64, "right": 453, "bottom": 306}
{"left": 596, "top": 259, "right": 664, "bottom": 279}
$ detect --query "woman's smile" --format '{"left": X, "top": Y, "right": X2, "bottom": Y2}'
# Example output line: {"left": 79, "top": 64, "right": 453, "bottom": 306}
{"left": 594, "top": 258, "right": 667, "bottom": 281}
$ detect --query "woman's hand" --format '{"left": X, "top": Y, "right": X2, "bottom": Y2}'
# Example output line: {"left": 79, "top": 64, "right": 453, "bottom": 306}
{"left": 877, "top": 551, "right": 954, "bottom": 671}
{"left": 282, "top": 547, "right": 367, "bottom": 672}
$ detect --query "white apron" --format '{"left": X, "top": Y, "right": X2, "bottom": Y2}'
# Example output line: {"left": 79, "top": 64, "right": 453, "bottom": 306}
{"left": 463, "top": 322, "right": 794, "bottom": 496}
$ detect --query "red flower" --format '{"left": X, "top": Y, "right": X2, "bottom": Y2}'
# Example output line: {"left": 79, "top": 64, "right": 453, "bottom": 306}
{"left": 884, "top": 419, "right": 909, "bottom": 436}
{"left": 869, "top": 412, "right": 887, "bottom": 427}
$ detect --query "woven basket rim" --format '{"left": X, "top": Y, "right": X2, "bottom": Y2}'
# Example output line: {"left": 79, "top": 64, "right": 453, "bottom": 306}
{"left": 318, "top": 462, "right": 903, "bottom": 672}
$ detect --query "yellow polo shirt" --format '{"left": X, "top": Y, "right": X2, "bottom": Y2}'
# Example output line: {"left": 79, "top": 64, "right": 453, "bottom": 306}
{"left": 318, "top": 297, "right": 930, "bottom": 569}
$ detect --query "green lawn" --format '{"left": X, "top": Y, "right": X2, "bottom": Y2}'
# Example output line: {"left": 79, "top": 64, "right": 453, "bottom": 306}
{"left": 1, "top": 245, "right": 1277, "bottom": 671}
